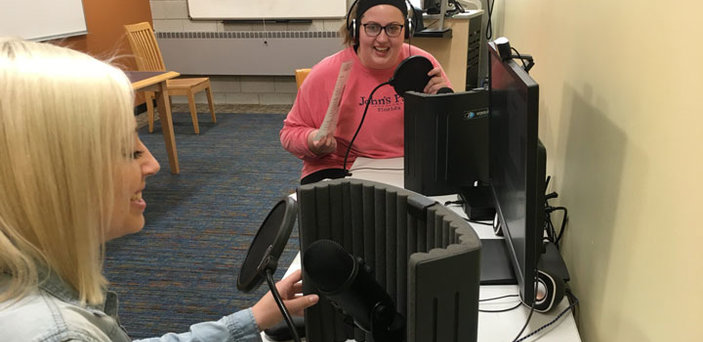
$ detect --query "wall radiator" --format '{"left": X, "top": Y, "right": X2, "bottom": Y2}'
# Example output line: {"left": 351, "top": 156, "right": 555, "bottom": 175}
{"left": 156, "top": 31, "right": 343, "bottom": 76}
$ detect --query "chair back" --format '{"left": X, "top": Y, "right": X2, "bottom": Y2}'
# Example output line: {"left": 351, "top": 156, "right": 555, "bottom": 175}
{"left": 295, "top": 68, "right": 311, "bottom": 89}
{"left": 124, "top": 22, "right": 166, "bottom": 72}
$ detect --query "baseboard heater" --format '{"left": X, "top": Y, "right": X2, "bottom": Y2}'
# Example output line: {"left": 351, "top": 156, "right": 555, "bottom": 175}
{"left": 155, "top": 31, "right": 343, "bottom": 76}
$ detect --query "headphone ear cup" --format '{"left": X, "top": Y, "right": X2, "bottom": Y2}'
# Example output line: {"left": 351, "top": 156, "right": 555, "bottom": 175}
{"left": 405, "top": 18, "right": 413, "bottom": 39}
{"left": 533, "top": 270, "right": 566, "bottom": 313}
{"left": 350, "top": 18, "right": 358, "bottom": 41}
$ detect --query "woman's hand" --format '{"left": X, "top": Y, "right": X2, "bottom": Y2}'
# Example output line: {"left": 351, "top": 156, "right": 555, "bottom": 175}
{"left": 307, "top": 130, "right": 337, "bottom": 156}
{"left": 251, "top": 269, "right": 319, "bottom": 331}
{"left": 423, "top": 66, "right": 451, "bottom": 94}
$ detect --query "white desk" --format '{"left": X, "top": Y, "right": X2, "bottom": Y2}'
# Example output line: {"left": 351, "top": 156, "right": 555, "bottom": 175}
{"left": 262, "top": 157, "right": 581, "bottom": 342}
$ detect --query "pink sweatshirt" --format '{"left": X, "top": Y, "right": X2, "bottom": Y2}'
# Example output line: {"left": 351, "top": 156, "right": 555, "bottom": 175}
{"left": 280, "top": 44, "right": 450, "bottom": 179}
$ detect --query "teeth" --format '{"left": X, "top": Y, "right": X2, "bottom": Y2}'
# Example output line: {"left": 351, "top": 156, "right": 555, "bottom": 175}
{"left": 375, "top": 47, "right": 389, "bottom": 52}
{"left": 130, "top": 192, "right": 142, "bottom": 201}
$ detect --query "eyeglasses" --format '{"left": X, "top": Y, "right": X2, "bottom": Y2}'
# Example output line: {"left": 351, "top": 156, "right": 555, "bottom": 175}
{"left": 362, "top": 23, "right": 404, "bottom": 37}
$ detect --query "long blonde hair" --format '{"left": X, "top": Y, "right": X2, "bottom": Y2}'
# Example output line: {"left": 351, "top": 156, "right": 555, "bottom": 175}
{"left": 0, "top": 38, "right": 135, "bottom": 305}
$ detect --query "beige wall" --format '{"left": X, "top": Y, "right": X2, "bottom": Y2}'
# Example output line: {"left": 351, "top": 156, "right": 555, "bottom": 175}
{"left": 492, "top": 0, "right": 703, "bottom": 340}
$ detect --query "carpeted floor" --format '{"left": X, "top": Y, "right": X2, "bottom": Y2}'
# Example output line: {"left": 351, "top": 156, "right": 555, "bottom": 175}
{"left": 105, "top": 111, "right": 301, "bottom": 339}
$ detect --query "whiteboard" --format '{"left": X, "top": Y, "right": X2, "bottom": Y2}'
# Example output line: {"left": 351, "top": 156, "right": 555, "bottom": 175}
{"left": 0, "top": 0, "right": 87, "bottom": 41}
{"left": 188, "top": 0, "right": 347, "bottom": 20}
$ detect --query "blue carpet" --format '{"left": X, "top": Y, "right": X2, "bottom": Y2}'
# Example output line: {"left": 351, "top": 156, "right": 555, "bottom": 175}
{"left": 105, "top": 113, "right": 302, "bottom": 339}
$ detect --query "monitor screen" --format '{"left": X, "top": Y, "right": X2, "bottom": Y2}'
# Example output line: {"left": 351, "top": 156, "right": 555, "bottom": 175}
{"left": 403, "top": 90, "right": 490, "bottom": 196}
{"left": 488, "top": 42, "right": 546, "bottom": 305}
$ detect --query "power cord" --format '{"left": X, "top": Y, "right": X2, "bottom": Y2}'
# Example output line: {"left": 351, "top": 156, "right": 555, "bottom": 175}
{"left": 486, "top": 0, "right": 494, "bottom": 40}
{"left": 479, "top": 293, "right": 522, "bottom": 313}
{"left": 513, "top": 290, "right": 580, "bottom": 342}
{"left": 510, "top": 47, "right": 535, "bottom": 72}
{"left": 543, "top": 175, "right": 569, "bottom": 249}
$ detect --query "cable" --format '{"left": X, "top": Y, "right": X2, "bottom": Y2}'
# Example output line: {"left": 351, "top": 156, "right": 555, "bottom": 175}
{"left": 513, "top": 292, "right": 580, "bottom": 342}
{"left": 480, "top": 293, "right": 520, "bottom": 302}
{"left": 511, "top": 274, "right": 538, "bottom": 342}
{"left": 478, "top": 293, "right": 521, "bottom": 313}
{"left": 342, "top": 81, "right": 390, "bottom": 171}
{"left": 509, "top": 47, "right": 535, "bottom": 72}
{"left": 479, "top": 301, "right": 522, "bottom": 313}
{"left": 485, "top": 0, "right": 494, "bottom": 40}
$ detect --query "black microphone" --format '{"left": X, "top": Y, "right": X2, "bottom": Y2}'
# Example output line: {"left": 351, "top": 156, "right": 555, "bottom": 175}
{"left": 303, "top": 239, "right": 402, "bottom": 340}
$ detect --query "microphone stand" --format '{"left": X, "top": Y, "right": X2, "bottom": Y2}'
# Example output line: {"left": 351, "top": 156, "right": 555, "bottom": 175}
{"left": 258, "top": 245, "right": 302, "bottom": 342}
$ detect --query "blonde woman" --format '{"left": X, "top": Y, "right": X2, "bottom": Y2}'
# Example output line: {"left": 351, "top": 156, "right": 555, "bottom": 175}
{"left": 0, "top": 38, "right": 317, "bottom": 341}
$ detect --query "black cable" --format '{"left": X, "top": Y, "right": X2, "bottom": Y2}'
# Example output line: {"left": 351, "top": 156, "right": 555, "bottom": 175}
{"left": 479, "top": 301, "right": 522, "bottom": 313}
{"left": 265, "top": 270, "right": 301, "bottom": 342}
{"left": 478, "top": 294, "right": 521, "bottom": 313}
{"left": 480, "top": 293, "right": 520, "bottom": 302}
{"left": 485, "top": 0, "right": 494, "bottom": 40}
{"left": 511, "top": 273, "right": 538, "bottom": 342}
{"left": 342, "top": 81, "right": 389, "bottom": 172}
{"left": 509, "top": 47, "right": 535, "bottom": 72}
{"left": 513, "top": 292, "right": 580, "bottom": 342}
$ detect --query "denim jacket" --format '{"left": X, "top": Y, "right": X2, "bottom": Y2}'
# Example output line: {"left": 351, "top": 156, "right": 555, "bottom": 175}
{"left": 0, "top": 272, "right": 262, "bottom": 342}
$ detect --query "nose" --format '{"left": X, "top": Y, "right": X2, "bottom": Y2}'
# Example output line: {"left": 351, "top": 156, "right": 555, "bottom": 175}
{"left": 376, "top": 29, "right": 390, "bottom": 41}
{"left": 142, "top": 147, "right": 160, "bottom": 177}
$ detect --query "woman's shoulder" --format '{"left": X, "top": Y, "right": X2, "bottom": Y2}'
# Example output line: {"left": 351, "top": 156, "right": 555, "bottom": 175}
{"left": 0, "top": 290, "right": 116, "bottom": 341}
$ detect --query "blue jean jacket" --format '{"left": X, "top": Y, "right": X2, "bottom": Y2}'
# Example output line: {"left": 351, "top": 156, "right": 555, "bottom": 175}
{"left": 0, "top": 272, "right": 262, "bottom": 342}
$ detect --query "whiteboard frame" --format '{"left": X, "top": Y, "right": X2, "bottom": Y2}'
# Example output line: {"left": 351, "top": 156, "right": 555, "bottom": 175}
{"left": 187, "top": 0, "right": 347, "bottom": 20}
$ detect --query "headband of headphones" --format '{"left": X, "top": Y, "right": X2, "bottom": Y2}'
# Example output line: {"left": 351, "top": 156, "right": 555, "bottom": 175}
{"left": 355, "top": 0, "right": 409, "bottom": 21}
{"left": 347, "top": 0, "right": 414, "bottom": 42}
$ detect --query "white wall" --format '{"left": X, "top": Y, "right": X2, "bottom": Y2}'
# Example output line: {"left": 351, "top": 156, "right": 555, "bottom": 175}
{"left": 492, "top": 0, "right": 703, "bottom": 340}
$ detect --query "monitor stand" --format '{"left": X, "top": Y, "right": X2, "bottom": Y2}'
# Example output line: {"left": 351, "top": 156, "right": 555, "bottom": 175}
{"left": 479, "top": 238, "right": 517, "bottom": 285}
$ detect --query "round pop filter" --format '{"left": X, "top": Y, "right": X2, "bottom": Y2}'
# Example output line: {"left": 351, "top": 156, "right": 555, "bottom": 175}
{"left": 237, "top": 196, "right": 297, "bottom": 292}
{"left": 388, "top": 55, "right": 433, "bottom": 96}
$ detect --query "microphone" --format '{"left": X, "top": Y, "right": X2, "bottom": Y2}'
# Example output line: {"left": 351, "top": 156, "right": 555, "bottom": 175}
{"left": 303, "top": 239, "right": 403, "bottom": 341}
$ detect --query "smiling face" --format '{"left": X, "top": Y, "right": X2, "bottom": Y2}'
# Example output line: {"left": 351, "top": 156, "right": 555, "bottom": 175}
{"left": 356, "top": 4, "right": 406, "bottom": 70}
{"left": 105, "top": 133, "right": 160, "bottom": 241}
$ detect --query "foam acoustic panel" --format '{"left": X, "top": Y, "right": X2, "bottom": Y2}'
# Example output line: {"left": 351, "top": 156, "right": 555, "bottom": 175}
{"left": 297, "top": 178, "right": 481, "bottom": 342}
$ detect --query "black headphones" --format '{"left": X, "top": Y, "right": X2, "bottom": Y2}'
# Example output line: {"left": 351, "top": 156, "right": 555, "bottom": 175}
{"left": 347, "top": 0, "right": 416, "bottom": 42}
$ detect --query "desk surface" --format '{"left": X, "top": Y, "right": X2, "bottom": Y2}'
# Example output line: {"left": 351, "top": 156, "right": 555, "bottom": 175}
{"left": 263, "top": 157, "right": 581, "bottom": 342}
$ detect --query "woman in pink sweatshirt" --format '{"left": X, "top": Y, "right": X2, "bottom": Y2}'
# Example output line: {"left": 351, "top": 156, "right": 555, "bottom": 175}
{"left": 280, "top": 0, "right": 451, "bottom": 184}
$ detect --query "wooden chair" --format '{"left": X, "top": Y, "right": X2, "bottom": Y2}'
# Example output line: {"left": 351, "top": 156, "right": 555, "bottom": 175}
{"left": 124, "top": 22, "right": 216, "bottom": 134}
{"left": 295, "top": 68, "right": 311, "bottom": 89}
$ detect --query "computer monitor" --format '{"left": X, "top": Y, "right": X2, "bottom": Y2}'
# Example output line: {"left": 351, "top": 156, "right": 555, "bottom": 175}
{"left": 403, "top": 90, "right": 490, "bottom": 196}
{"left": 488, "top": 41, "right": 546, "bottom": 305}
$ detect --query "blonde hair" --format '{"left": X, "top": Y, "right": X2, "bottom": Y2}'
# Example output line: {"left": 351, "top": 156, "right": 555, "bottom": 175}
{"left": 0, "top": 38, "right": 136, "bottom": 305}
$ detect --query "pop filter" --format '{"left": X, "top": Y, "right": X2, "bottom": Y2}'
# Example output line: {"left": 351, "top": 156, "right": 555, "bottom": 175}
{"left": 237, "top": 196, "right": 297, "bottom": 292}
{"left": 236, "top": 196, "right": 301, "bottom": 342}
{"left": 388, "top": 55, "right": 434, "bottom": 96}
